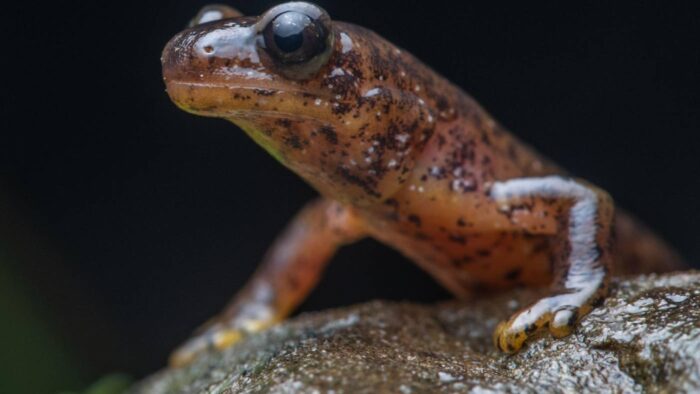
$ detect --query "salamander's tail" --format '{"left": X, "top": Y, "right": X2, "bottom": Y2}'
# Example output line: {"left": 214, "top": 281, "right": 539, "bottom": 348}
{"left": 613, "top": 209, "right": 686, "bottom": 275}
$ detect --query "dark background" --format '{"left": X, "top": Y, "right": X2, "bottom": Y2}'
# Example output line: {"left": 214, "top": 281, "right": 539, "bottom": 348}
{"left": 2, "top": 1, "right": 699, "bottom": 391}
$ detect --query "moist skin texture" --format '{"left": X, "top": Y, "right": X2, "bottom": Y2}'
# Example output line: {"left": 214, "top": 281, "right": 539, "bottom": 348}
{"left": 161, "top": 2, "right": 685, "bottom": 367}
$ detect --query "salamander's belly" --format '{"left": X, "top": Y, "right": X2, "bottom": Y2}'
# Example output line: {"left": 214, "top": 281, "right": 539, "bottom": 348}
{"left": 361, "top": 207, "right": 554, "bottom": 297}
{"left": 399, "top": 231, "right": 552, "bottom": 294}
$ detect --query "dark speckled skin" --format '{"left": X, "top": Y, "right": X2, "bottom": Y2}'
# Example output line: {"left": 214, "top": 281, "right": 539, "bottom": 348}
{"left": 161, "top": 3, "right": 684, "bottom": 366}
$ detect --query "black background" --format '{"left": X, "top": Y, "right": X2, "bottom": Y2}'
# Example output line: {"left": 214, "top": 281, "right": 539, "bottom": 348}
{"left": 3, "top": 0, "right": 699, "bottom": 382}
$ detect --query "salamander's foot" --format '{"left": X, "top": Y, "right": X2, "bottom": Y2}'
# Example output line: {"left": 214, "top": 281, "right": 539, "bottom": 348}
{"left": 493, "top": 291, "right": 601, "bottom": 353}
{"left": 169, "top": 318, "right": 275, "bottom": 367}
{"left": 169, "top": 326, "right": 244, "bottom": 367}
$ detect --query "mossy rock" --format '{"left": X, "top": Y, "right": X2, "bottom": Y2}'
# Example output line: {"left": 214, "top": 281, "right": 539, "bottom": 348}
{"left": 131, "top": 271, "right": 700, "bottom": 393}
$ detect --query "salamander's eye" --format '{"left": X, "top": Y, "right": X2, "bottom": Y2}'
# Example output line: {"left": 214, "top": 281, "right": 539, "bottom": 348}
{"left": 259, "top": 3, "right": 333, "bottom": 79}
{"left": 263, "top": 11, "right": 327, "bottom": 64}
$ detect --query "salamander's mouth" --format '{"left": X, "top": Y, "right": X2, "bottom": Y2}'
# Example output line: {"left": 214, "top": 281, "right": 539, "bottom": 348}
{"left": 163, "top": 78, "right": 332, "bottom": 120}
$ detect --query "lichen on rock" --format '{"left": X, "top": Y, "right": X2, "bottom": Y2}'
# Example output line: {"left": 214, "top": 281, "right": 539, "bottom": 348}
{"left": 131, "top": 271, "right": 700, "bottom": 393}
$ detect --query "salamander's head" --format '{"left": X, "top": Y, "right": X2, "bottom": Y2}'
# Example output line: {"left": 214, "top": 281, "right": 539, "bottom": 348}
{"left": 162, "top": 2, "right": 442, "bottom": 205}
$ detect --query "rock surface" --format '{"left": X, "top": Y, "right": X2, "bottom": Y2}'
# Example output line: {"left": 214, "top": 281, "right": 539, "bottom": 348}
{"left": 131, "top": 272, "right": 700, "bottom": 393}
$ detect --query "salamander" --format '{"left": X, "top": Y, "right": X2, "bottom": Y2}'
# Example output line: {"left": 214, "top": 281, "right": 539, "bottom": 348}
{"left": 161, "top": 2, "right": 684, "bottom": 366}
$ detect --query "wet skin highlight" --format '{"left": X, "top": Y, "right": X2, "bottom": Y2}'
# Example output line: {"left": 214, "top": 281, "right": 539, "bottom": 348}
{"left": 161, "top": 2, "right": 685, "bottom": 366}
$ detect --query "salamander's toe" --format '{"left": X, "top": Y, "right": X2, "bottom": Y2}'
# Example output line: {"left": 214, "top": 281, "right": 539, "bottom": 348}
{"left": 493, "top": 320, "right": 528, "bottom": 353}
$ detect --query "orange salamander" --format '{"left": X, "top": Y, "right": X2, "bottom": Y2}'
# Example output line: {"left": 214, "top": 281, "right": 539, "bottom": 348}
{"left": 161, "top": 2, "right": 684, "bottom": 366}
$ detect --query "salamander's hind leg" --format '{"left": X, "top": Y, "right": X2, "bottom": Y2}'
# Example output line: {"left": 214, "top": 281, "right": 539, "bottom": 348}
{"left": 488, "top": 176, "right": 613, "bottom": 353}
{"left": 169, "top": 198, "right": 365, "bottom": 367}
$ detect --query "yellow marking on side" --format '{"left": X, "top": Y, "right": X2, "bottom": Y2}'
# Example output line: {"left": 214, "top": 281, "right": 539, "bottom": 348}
{"left": 236, "top": 121, "right": 287, "bottom": 165}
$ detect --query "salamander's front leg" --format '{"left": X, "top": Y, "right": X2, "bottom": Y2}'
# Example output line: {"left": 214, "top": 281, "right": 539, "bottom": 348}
{"left": 170, "top": 198, "right": 365, "bottom": 367}
{"left": 489, "top": 176, "right": 613, "bottom": 353}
